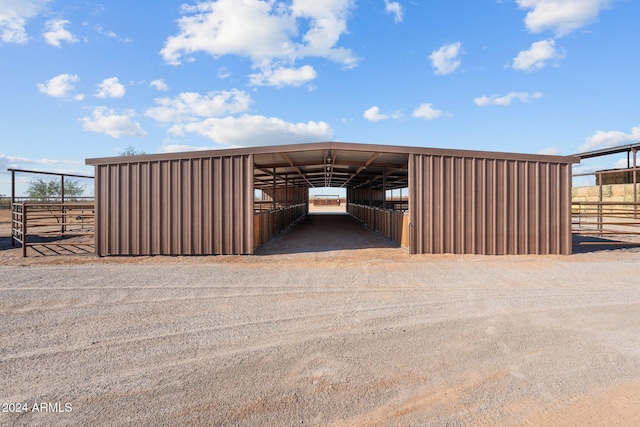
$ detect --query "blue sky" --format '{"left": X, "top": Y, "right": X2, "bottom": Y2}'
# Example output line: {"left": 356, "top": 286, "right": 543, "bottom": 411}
{"left": 1, "top": 0, "right": 639, "bottom": 195}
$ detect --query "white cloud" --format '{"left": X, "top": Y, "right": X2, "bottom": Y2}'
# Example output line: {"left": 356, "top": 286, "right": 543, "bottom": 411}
{"left": 149, "top": 79, "right": 168, "bottom": 91}
{"left": 572, "top": 163, "right": 601, "bottom": 175}
{"left": 160, "top": 0, "right": 357, "bottom": 87}
{"left": 81, "top": 107, "right": 147, "bottom": 138}
{"left": 384, "top": 0, "right": 403, "bottom": 23}
{"left": 217, "top": 67, "right": 231, "bottom": 79}
{"left": 614, "top": 158, "right": 631, "bottom": 169}
{"left": 516, "top": 0, "right": 613, "bottom": 36}
{"left": 412, "top": 103, "right": 444, "bottom": 120}
{"left": 474, "top": 91, "right": 543, "bottom": 106}
{"left": 145, "top": 89, "right": 252, "bottom": 123}
{"left": 168, "top": 114, "right": 333, "bottom": 147}
{"left": 37, "top": 73, "right": 79, "bottom": 98}
{"left": 43, "top": 18, "right": 78, "bottom": 47}
{"left": 0, "top": 0, "right": 49, "bottom": 43}
{"left": 577, "top": 126, "right": 640, "bottom": 153}
{"left": 512, "top": 39, "right": 564, "bottom": 72}
{"left": 161, "top": 0, "right": 293, "bottom": 65}
{"left": 539, "top": 146, "right": 561, "bottom": 155}
{"left": 429, "top": 41, "right": 462, "bottom": 75}
{"left": 160, "top": 144, "right": 211, "bottom": 153}
{"left": 95, "top": 24, "right": 117, "bottom": 39}
{"left": 0, "top": 153, "right": 84, "bottom": 167}
{"left": 364, "top": 106, "right": 387, "bottom": 122}
{"left": 95, "top": 77, "right": 126, "bottom": 98}
{"left": 249, "top": 65, "right": 317, "bottom": 87}
{"left": 363, "top": 106, "right": 401, "bottom": 122}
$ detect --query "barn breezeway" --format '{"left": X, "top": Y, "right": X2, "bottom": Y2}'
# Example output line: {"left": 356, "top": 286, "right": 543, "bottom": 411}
{"left": 85, "top": 141, "right": 579, "bottom": 256}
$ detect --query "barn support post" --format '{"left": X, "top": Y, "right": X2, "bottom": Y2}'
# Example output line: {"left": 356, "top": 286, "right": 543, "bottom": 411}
{"left": 272, "top": 167, "right": 276, "bottom": 211}
{"left": 382, "top": 168, "right": 387, "bottom": 209}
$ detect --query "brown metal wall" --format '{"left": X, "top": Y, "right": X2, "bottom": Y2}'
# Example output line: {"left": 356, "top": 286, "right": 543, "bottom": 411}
{"left": 346, "top": 188, "right": 385, "bottom": 207}
{"left": 261, "top": 187, "right": 308, "bottom": 206}
{"left": 94, "top": 155, "right": 254, "bottom": 255}
{"left": 409, "top": 154, "right": 573, "bottom": 255}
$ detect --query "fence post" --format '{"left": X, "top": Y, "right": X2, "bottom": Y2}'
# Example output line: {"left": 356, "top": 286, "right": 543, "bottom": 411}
{"left": 61, "top": 175, "right": 66, "bottom": 235}
{"left": 22, "top": 204, "right": 27, "bottom": 258}
{"left": 633, "top": 148, "right": 638, "bottom": 219}
{"left": 598, "top": 175, "right": 603, "bottom": 234}
{"left": 11, "top": 170, "right": 15, "bottom": 246}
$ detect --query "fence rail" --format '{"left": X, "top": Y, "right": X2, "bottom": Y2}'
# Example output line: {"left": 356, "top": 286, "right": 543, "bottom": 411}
{"left": 572, "top": 202, "right": 640, "bottom": 244}
{"left": 1, "top": 196, "right": 94, "bottom": 209}
{"left": 11, "top": 202, "right": 95, "bottom": 257}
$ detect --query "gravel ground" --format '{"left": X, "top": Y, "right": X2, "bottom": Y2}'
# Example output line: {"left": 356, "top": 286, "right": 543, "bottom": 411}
{"left": 1, "top": 211, "right": 640, "bottom": 426}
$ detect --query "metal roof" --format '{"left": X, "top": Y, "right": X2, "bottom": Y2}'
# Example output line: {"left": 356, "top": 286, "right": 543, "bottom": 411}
{"left": 86, "top": 141, "right": 579, "bottom": 191}
{"left": 572, "top": 142, "right": 640, "bottom": 159}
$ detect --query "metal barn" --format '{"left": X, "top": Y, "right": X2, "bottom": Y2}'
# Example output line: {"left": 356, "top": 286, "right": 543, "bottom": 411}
{"left": 85, "top": 142, "right": 579, "bottom": 256}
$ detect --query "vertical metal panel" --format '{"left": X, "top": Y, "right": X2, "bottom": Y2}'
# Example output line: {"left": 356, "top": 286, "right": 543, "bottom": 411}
{"left": 409, "top": 154, "right": 573, "bottom": 255}
{"left": 94, "top": 154, "right": 253, "bottom": 256}
{"left": 253, "top": 203, "right": 306, "bottom": 250}
{"left": 346, "top": 188, "right": 384, "bottom": 206}
{"left": 262, "top": 187, "right": 308, "bottom": 206}
{"left": 346, "top": 203, "right": 409, "bottom": 247}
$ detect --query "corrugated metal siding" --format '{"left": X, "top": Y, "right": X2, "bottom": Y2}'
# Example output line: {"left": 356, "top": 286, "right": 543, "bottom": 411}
{"left": 95, "top": 155, "right": 254, "bottom": 256}
{"left": 346, "top": 188, "right": 385, "bottom": 206}
{"left": 409, "top": 154, "right": 572, "bottom": 255}
{"left": 261, "top": 187, "right": 308, "bottom": 206}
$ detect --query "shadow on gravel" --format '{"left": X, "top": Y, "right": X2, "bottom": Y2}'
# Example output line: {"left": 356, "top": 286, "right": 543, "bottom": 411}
{"left": 255, "top": 213, "right": 400, "bottom": 255}
{"left": 0, "top": 235, "right": 94, "bottom": 256}
{"left": 0, "top": 236, "right": 13, "bottom": 251}
{"left": 572, "top": 234, "right": 640, "bottom": 254}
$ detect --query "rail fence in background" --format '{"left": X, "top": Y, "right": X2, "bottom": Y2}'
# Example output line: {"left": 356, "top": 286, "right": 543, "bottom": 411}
{"left": 11, "top": 202, "right": 95, "bottom": 257}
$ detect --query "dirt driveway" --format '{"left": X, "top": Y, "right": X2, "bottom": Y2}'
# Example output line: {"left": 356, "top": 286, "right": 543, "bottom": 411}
{"left": 1, "top": 210, "right": 640, "bottom": 426}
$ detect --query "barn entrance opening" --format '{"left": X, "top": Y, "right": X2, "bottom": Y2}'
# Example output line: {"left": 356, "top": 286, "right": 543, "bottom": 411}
{"left": 254, "top": 185, "right": 409, "bottom": 255}
{"left": 252, "top": 146, "right": 411, "bottom": 254}
{"left": 254, "top": 211, "right": 400, "bottom": 255}
{"left": 309, "top": 187, "right": 346, "bottom": 214}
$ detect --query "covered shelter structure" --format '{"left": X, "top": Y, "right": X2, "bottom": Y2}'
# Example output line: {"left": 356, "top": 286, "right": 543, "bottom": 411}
{"left": 85, "top": 141, "right": 579, "bottom": 256}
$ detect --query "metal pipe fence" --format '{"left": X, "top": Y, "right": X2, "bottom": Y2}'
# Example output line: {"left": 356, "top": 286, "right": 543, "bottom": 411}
{"left": 11, "top": 202, "right": 95, "bottom": 257}
{"left": 1, "top": 196, "right": 94, "bottom": 209}
{"left": 572, "top": 202, "right": 640, "bottom": 243}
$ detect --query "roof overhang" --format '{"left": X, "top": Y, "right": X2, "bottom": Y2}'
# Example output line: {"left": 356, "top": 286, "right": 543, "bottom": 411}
{"left": 572, "top": 142, "right": 640, "bottom": 159}
{"left": 86, "top": 141, "right": 579, "bottom": 190}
